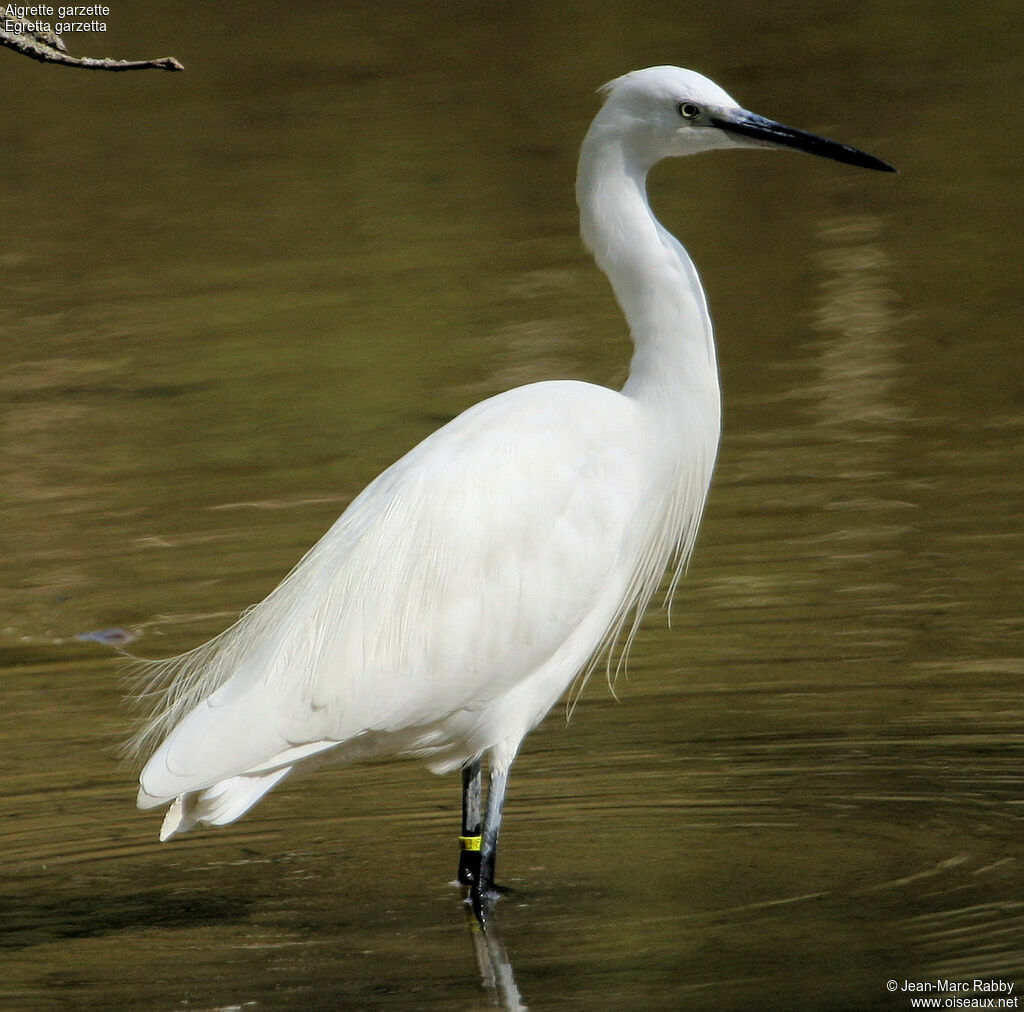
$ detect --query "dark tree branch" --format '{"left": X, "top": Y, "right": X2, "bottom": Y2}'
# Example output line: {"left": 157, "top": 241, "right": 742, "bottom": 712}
{"left": 0, "top": 7, "right": 183, "bottom": 70}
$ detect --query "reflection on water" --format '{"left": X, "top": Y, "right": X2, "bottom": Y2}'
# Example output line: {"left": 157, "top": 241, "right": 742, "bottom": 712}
{"left": 2, "top": 0, "right": 1023, "bottom": 1007}
{"left": 466, "top": 912, "right": 527, "bottom": 1011}
{"left": 810, "top": 214, "right": 902, "bottom": 429}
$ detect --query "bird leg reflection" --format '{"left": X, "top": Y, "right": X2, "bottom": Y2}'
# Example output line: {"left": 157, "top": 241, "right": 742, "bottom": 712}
{"left": 463, "top": 902, "right": 527, "bottom": 1011}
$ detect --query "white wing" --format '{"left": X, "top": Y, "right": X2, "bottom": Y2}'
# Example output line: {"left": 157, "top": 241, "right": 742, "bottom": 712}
{"left": 137, "top": 380, "right": 664, "bottom": 816}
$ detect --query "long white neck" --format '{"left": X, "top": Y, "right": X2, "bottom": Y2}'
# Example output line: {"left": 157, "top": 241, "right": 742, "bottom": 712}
{"left": 576, "top": 131, "right": 721, "bottom": 416}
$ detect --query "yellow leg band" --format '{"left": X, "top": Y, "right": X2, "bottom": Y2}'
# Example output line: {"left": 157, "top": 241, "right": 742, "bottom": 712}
{"left": 459, "top": 834, "right": 482, "bottom": 852}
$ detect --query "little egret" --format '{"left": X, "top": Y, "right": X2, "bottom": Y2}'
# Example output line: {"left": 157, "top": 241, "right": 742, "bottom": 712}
{"left": 131, "top": 67, "right": 893, "bottom": 920}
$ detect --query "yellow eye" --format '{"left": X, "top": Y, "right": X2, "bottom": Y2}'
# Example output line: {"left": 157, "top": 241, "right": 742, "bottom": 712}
{"left": 678, "top": 102, "right": 701, "bottom": 120}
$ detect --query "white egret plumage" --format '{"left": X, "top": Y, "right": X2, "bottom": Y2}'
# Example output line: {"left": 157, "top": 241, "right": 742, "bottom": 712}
{"left": 131, "top": 67, "right": 893, "bottom": 920}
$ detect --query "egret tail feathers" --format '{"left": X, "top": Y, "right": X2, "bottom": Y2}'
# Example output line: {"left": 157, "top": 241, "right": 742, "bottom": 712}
{"left": 149, "top": 766, "right": 294, "bottom": 841}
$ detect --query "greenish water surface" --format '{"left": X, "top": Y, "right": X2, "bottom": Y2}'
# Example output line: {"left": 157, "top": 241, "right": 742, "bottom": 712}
{"left": 1, "top": 1, "right": 1022, "bottom": 1008}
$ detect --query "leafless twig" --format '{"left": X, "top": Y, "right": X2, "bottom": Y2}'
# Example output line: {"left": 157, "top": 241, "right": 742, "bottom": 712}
{"left": 0, "top": 6, "right": 183, "bottom": 70}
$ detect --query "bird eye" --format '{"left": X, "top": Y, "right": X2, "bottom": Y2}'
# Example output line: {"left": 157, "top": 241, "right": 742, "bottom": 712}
{"left": 678, "top": 102, "right": 701, "bottom": 120}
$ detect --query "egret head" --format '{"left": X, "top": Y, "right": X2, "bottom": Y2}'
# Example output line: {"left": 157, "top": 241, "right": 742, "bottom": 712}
{"left": 592, "top": 66, "right": 894, "bottom": 172}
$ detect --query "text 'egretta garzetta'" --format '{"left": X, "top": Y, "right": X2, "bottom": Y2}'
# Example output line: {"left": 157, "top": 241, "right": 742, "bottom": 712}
{"left": 131, "top": 66, "right": 893, "bottom": 922}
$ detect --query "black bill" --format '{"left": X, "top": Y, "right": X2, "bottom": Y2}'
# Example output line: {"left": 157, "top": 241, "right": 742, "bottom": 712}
{"left": 710, "top": 110, "right": 896, "bottom": 172}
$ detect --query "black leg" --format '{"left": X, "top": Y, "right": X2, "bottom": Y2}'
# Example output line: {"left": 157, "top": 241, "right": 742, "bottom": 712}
{"left": 458, "top": 757, "right": 482, "bottom": 886}
{"left": 471, "top": 764, "right": 509, "bottom": 923}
